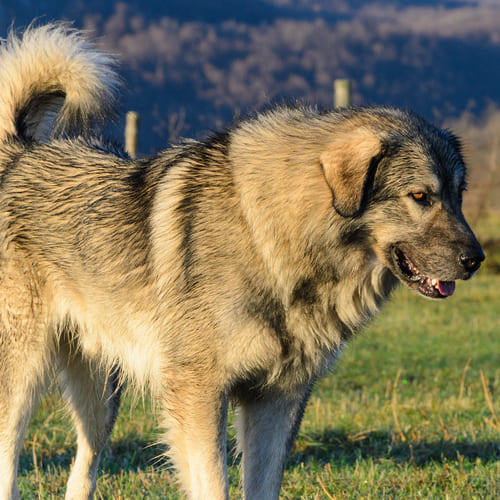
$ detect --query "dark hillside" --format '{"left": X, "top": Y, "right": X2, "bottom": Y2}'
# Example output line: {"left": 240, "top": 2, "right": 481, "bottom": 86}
{"left": 2, "top": 1, "right": 500, "bottom": 157}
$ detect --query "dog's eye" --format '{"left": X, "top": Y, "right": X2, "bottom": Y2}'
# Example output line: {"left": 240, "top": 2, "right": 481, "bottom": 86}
{"left": 410, "top": 192, "right": 429, "bottom": 204}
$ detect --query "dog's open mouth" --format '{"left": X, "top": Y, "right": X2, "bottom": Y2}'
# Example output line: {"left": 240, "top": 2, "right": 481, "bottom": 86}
{"left": 392, "top": 247, "right": 455, "bottom": 299}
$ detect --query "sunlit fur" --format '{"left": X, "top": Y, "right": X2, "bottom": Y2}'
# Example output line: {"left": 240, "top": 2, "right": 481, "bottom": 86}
{"left": 0, "top": 24, "right": 482, "bottom": 500}
{"left": 0, "top": 23, "right": 120, "bottom": 143}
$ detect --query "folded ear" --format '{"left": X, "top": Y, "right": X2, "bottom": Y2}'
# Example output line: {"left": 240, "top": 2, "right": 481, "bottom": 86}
{"left": 320, "top": 128, "right": 383, "bottom": 217}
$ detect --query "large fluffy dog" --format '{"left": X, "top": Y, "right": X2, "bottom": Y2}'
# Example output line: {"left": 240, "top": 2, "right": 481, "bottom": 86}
{"left": 0, "top": 24, "right": 484, "bottom": 500}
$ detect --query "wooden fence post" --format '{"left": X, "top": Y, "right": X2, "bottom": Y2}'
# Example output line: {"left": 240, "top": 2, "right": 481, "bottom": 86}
{"left": 334, "top": 79, "right": 352, "bottom": 108}
{"left": 125, "top": 111, "right": 139, "bottom": 159}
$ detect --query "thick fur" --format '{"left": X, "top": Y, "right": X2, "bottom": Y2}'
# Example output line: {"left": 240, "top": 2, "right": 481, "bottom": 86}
{"left": 0, "top": 23, "right": 119, "bottom": 143}
{"left": 0, "top": 24, "right": 483, "bottom": 500}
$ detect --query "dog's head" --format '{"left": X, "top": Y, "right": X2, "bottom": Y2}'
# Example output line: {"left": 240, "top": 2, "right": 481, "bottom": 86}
{"left": 320, "top": 108, "right": 484, "bottom": 299}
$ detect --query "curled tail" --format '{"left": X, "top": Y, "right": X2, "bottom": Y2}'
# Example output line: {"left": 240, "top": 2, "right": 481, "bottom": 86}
{"left": 0, "top": 23, "right": 120, "bottom": 143}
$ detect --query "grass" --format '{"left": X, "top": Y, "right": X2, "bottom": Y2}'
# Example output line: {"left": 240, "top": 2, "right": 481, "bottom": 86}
{"left": 287, "top": 270, "right": 500, "bottom": 499}
{"left": 18, "top": 220, "right": 500, "bottom": 499}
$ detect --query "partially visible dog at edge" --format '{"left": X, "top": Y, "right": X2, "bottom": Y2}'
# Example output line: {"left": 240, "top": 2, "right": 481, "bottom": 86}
{"left": 0, "top": 23, "right": 484, "bottom": 500}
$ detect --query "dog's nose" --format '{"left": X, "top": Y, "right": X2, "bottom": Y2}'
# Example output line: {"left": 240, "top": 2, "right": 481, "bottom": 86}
{"left": 459, "top": 249, "right": 485, "bottom": 273}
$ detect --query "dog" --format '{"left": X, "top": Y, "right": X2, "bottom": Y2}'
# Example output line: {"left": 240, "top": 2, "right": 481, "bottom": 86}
{"left": 0, "top": 23, "right": 484, "bottom": 500}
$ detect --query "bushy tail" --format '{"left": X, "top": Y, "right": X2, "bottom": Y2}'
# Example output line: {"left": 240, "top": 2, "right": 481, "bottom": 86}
{"left": 0, "top": 23, "right": 120, "bottom": 143}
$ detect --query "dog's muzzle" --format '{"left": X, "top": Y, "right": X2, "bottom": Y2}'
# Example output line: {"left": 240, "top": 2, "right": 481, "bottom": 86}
{"left": 459, "top": 248, "right": 485, "bottom": 276}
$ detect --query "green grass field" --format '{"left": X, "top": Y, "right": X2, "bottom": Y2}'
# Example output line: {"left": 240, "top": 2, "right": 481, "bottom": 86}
{"left": 18, "top": 217, "right": 500, "bottom": 499}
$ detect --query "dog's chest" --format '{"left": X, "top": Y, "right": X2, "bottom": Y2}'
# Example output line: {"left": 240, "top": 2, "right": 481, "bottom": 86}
{"left": 235, "top": 265, "right": 396, "bottom": 391}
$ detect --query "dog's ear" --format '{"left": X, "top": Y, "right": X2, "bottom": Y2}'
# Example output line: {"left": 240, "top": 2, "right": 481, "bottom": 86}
{"left": 320, "top": 128, "right": 383, "bottom": 217}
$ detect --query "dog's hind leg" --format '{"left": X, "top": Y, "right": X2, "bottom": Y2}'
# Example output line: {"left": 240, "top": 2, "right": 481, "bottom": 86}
{"left": 0, "top": 334, "right": 52, "bottom": 500}
{"left": 235, "top": 383, "right": 313, "bottom": 500}
{"left": 56, "top": 339, "right": 121, "bottom": 500}
{"left": 0, "top": 258, "right": 53, "bottom": 500}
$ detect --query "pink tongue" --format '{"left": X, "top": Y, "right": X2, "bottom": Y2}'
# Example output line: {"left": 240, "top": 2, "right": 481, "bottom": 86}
{"left": 437, "top": 280, "right": 455, "bottom": 297}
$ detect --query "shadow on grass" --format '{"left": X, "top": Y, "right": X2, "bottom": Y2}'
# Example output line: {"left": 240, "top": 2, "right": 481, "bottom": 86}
{"left": 289, "top": 429, "right": 500, "bottom": 468}
{"left": 19, "top": 429, "right": 500, "bottom": 479}
{"left": 19, "top": 436, "right": 167, "bottom": 475}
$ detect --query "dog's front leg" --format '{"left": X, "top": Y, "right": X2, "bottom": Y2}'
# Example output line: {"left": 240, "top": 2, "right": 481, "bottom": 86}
{"left": 161, "top": 379, "right": 230, "bottom": 500}
{"left": 236, "top": 382, "right": 313, "bottom": 500}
